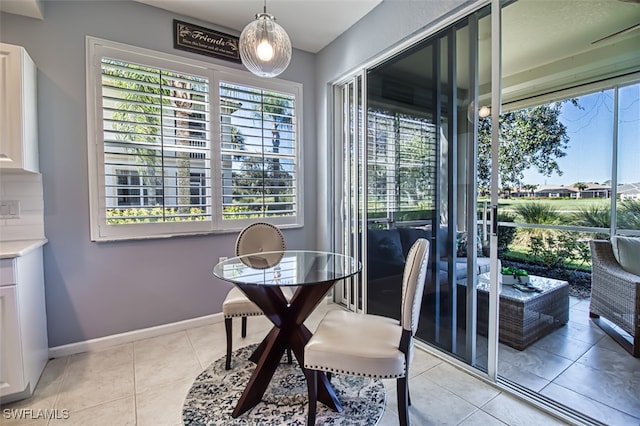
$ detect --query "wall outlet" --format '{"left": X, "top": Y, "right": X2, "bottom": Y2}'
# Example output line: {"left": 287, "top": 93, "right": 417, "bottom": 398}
{"left": 0, "top": 200, "right": 20, "bottom": 219}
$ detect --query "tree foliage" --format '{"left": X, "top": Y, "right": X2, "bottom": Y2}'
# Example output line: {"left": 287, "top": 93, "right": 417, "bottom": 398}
{"left": 227, "top": 89, "right": 295, "bottom": 215}
{"left": 478, "top": 101, "right": 576, "bottom": 190}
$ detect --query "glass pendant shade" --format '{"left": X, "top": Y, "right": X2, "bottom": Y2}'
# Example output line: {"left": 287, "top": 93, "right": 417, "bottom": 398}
{"left": 239, "top": 12, "right": 292, "bottom": 78}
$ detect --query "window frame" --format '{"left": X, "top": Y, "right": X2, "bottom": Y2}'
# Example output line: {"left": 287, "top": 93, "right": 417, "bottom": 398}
{"left": 212, "top": 70, "right": 304, "bottom": 231}
{"left": 86, "top": 37, "right": 303, "bottom": 242}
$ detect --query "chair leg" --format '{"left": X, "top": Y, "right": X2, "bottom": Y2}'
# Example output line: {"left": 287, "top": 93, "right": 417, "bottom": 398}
{"left": 241, "top": 316, "right": 248, "bottom": 338}
{"left": 224, "top": 318, "right": 232, "bottom": 370}
{"left": 396, "top": 376, "right": 409, "bottom": 426}
{"left": 306, "top": 370, "right": 318, "bottom": 426}
{"left": 287, "top": 347, "right": 293, "bottom": 364}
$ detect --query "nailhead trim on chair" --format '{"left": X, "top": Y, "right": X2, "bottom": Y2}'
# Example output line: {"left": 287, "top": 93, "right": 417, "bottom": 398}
{"left": 303, "top": 363, "right": 407, "bottom": 379}
{"left": 224, "top": 312, "right": 264, "bottom": 319}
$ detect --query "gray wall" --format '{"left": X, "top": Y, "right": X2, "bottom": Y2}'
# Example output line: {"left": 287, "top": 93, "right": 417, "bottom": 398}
{"left": 0, "top": 0, "right": 475, "bottom": 347}
{"left": 313, "top": 0, "right": 472, "bottom": 249}
{"left": 0, "top": 1, "right": 317, "bottom": 346}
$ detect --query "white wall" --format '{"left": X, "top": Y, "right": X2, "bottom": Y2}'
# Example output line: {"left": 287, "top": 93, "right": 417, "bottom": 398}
{"left": 0, "top": 174, "right": 45, "bottom": 241}
{"left": 0, "top": 0, "right": 318, "bottom": 346}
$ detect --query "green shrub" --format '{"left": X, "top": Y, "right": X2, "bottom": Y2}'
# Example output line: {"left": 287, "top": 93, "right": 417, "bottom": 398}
{"left": 528, "top": 231, "right": 590, "bottom": 270}
{"left": 106, "top": 207, "right": 206, "bottom": 224}
{"left": 497, "top": 212, "right": 517, "bottom": 257}
{"left": 618, "top": 199, "right": 640, "bottom": 230}
{"left": 514, "top": 202, "right": 562, "bottom": 224}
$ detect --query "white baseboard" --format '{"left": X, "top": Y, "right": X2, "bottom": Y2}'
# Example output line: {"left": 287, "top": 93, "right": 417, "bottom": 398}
{"left": 48, "top": 312, "right": 225, "bottom": 358}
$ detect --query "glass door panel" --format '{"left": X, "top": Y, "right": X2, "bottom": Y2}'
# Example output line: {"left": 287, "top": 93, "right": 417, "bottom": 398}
{"left": 333, "top": 75, "right": 365, "bottom": 313}
{"left": 364, "top": 7, "right": 491, "bottom": 369}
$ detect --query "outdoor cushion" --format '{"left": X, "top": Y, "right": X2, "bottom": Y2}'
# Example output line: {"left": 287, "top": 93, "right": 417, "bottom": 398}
{"left": 398, "top": 227, "right": 430, "bottom": 258}
{"left": 368, "top": 228, "right": 405, "bottom": 265}
{"left": 611, "top": 236, "right": 640, "bottom": 277}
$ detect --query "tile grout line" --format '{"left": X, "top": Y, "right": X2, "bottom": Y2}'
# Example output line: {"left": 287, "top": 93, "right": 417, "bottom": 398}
{"left": 132, "top": 342, "right": 139, "bottom": 425}
{"left": 48, "top": 355, "right": 71, "bottom": 425}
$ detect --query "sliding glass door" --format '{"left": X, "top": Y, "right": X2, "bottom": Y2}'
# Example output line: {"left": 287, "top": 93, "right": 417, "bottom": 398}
{"left": 334, "top": 6, "right": 495, "bottom": 370}
{"left": 333, "top": 0, "right": 639, "bottom": 422}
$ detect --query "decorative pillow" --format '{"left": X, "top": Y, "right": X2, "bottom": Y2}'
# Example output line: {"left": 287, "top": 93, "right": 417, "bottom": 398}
{"left": 398, "top": 227, "right": 430, "bottom": 258}
{"left": 611, "top": 236, "right": 640, "bottom": 277}
{"left": 367, "top": 228, "right": 406, "bottom": 265}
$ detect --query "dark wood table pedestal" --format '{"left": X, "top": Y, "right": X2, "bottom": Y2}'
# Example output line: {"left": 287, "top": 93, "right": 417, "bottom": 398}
{"left": 231, "top": 281, "right": 341, "bottom": 418}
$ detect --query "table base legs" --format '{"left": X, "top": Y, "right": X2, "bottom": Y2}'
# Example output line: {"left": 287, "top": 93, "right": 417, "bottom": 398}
{"left": 231, "top": 282, "right": 342, "bottom": 418}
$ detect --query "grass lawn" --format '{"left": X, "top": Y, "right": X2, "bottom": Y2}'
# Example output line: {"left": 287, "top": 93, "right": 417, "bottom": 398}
{"left": 479, "top": 197, "right": 610, "bottom": 213}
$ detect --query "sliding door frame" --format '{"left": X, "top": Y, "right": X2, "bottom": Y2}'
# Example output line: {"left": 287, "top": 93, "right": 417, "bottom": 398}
{"left": 330, "top": 0, "right": 500, "bottom": 382}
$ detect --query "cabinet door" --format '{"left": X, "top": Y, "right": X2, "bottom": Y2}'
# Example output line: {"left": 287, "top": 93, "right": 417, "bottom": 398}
{"left": 0, "top": 44, "right": 21, "bottom": 166}
{"left": 0, "top": 285, "right": 25, "bottom": 397}
{"left": 0, "top": 43, "right": 38, "bottom": 173}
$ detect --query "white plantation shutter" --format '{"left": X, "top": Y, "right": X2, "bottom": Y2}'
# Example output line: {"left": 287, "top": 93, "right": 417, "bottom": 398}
{"left": 101, "top": 58, "right": 211, "bottom": 221}
{"left": 218, "top": 80, "right": 298, "bottom": 222}
{"left": 87, "top": 39, "right": 302, "bottom": 241}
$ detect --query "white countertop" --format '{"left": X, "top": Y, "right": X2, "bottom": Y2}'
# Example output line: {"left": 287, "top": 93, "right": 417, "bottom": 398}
{"left": 0, "top": 239, "right": 48, "bottom": 258}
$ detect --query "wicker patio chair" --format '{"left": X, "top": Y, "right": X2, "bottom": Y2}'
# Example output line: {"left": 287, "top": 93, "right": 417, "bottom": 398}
{"left": 589, "top": 239, "right": 640, "bottom": 357}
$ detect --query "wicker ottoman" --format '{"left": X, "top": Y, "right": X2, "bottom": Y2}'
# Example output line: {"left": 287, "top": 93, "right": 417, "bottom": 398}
{"left": 476, "top": 273, "right": 570, "bottom": 350}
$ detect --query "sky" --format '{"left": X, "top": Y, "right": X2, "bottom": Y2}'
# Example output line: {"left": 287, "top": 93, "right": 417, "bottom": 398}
{"left": 522, "top": 82, "right": 639, "bottom": 187}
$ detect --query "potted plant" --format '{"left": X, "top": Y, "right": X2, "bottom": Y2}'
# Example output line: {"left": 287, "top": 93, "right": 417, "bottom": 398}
{"left": 500, "top": 266, "right": 530, "bottom": 285}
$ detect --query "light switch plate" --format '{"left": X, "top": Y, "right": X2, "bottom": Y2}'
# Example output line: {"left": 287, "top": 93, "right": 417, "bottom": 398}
{"left": 0, "top": 200, "right": 20, "bottom": 219}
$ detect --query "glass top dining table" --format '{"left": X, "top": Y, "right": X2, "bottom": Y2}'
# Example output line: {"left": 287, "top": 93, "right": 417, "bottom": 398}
{"left": 213, "top": 250, "right": 361, "bottom": 286}
{"left": 213, "top": 250, "right": 361, "bottom": 418}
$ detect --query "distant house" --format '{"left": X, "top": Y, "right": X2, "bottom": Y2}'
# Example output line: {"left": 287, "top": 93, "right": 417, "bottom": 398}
{"left": 534, "top": 185, "right": 577, "bottom": 198}
{"left": 576, "top": 183, "right": 611, "bottom": 199}
{"left": 512, "top": 183, "right": 611, "bottom": 199}
{"left": 618, "top": 183, "right": 640, "bottom": 200}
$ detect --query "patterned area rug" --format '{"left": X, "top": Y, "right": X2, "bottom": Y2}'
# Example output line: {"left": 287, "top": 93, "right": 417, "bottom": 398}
{"left": 183, "top": 344, "right": 385, "bottom": 425}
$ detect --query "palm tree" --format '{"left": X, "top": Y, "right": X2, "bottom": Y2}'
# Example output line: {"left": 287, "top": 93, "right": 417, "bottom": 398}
{"left": 523, "top": 183, "right": 539, "bottom": 198}
{"left": 253, "top": 92, "right": 294, "bottom": 213}
{"left": 574, "top": 182, "right": 588, "bottom": 199}
{"left": 172, "top": 80, "right": 194, "bottom": 215}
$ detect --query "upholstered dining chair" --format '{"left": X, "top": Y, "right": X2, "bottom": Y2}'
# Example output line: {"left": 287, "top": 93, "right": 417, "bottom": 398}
{"left": 304, "top": 238, "right": 430, "bottom": 426}
{"left": 222, "top": 222, "right": 291, "bottom": 370}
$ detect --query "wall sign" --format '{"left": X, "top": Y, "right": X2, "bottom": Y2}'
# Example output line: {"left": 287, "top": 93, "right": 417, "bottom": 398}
{"left": 174, "top": 20, "right": 241, "bottom": 63}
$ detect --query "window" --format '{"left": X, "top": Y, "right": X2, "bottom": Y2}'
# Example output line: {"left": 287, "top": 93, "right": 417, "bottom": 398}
{"left": 190, "top": 173, "right": 206, "bottom": 207}
{"left": 217, "top": 79, "right": 298, "bottom": 223}
{"left": 116, "top": 169, "right": 142, "bottom": 206}
{"left": 87, "top": 38, "right": 302, "bottom": 241}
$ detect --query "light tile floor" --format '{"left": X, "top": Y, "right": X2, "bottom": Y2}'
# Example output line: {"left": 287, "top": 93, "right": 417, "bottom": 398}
{"left": 496, "top": 296, "right": 640, "bottom": 426}
{"left": 1, "top": 302, "right": 571, "bottom": 426}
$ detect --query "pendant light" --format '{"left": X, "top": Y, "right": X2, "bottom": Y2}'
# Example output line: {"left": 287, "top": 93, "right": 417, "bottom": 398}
{"left": 239, "top": 1, "right": 292, "bottom": 78}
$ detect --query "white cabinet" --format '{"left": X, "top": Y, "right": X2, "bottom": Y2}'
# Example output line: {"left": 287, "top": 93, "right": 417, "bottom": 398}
{"left": 0, "top": 248, "right": 48, "bottom": 403}
{"left": 0, "top": 43, "right": 39, "bottom": 173}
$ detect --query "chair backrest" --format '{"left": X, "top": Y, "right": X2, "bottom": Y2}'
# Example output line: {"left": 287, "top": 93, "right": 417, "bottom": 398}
{"left": 401, "top": 238, "right": 430, "bottom": 335}
{"left": 235, "top": 222, "right": 286, "bottom": 268}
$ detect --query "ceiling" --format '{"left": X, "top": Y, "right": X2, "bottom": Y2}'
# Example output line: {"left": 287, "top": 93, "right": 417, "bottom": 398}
{"left": 370, "top": 0, "right": 639, "bottom": 106}
{"left": 0, "top": 0, "right": 383, "bottom": 53}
